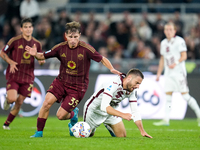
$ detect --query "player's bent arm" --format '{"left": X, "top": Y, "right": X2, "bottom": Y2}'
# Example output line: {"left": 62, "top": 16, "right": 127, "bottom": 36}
{"left": 101, "top": 57, "right": 121, "bottom": 75}
{"left": 179, "top": 51, "right": 187, "bottom": 62}
{"left": 100, "top": 93, "right": 132, "bottom": 120}
{"left": 0, "top": 50, "right": 16, "bottom": 65}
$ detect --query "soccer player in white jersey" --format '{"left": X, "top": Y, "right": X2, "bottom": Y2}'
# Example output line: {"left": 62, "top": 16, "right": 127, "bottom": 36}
{"left": 153, "top": 22, "right": 200, "bottom": 126}
{"left": 81, "top": 68, "right": 152, "bottom": 138}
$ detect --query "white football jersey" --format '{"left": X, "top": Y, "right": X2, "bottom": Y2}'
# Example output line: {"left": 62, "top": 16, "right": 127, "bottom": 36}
{"left": 86, "top": 74, "right": 137, "bottom": 116}
{"left": 160, "top": 36, "right": 187, "bottom": 77}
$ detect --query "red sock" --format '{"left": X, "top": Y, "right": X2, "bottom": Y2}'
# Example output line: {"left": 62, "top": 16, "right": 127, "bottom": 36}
{"left": 37, "top": 118, "right": 47, "bottom": 131}
{"left": 4, "top": 113, "right": 15, "bottom": 126}
{"left": 69, "top": 111, "right": 74, "bottom": 119}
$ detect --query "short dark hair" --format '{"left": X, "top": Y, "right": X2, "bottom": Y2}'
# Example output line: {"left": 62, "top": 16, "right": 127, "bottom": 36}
{"left": 65, "top": 21, "right": 81, "bottom": 34}
{"left": 21, "top": 18, "right": 33, "bottom": 27}
{"left": 127, "top": 68, "right": 144, "bottom": 79}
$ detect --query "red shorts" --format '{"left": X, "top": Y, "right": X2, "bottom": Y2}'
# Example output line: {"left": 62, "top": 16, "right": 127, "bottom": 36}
{"left": 6, "top": 80, "right": 33, "bottom": 98}
{"left": 47, "top": 78, "right": 86, "bottom": 112}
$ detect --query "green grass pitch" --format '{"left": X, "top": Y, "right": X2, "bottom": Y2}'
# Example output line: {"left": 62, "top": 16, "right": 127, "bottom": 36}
{"left": 0, "top": 116, "right": 199, "bottom": 150}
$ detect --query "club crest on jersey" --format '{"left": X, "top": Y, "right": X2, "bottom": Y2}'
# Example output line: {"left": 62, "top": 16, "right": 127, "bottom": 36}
{"left": 23, "top": 51, "right": 31, "bottom": 59}
{"left": 67, "top": 61, "right": 76, "bottom": 69}
{"left": 78, "top": 54, "right": 83, "bottom": 60}
{"left": 166, "top": 47, "right": 169, "bottom": 52}
{"left": 107, "top": 85, "right": 112, "bottom": 91}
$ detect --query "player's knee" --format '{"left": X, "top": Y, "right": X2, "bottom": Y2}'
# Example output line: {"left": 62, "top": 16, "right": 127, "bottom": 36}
{"left": 6, "top": 94, "right": 17, "bottom": 103}
{"left": 116, "top": 132, "right": 126, "bottom": 137}
{"left": 56, "top": 113, "right": 65, "bottom": 120}
{"left": 42, "top": 101, "right": 51, "bottom": 111}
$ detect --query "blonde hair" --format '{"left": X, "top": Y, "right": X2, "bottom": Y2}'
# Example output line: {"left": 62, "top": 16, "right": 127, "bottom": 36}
{"left": 65, "top": 21, "right": 81, "bottom": 34}
{"left": 164, "top": 22, "right": 177, "bottom": 30}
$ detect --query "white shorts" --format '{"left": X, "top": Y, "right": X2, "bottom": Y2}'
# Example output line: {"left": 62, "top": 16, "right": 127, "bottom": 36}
{"left": 83, "top": 101, "right": 122, "bottom": 133}
{"left": 164, "top": 75, "right": 189, "bottom": 93}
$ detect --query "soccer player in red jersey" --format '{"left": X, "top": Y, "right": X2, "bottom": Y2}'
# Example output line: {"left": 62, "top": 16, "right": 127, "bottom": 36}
{"left": 0, "top": 18, "right": 45, "bottom": 130}
{"left": 26, "top": 21, "right": 121, "bottom": 137}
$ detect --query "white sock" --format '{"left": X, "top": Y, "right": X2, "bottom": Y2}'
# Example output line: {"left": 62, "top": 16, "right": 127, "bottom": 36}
{"left": 164, "top": 94, "right": 172, "bottom": 123}
{"left": 182, "top": 94, "right": 200, "bottom": 118}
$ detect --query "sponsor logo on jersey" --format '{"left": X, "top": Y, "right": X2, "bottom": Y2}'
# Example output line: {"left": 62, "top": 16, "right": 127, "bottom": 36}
{"left": 67, "top": 61, "right": 76, "bottom": 69}
{"left": 4, "top": 45, "right": 9, "bottom": 51}
{"left": 18, "top": 45, "right": 24, "bottom": 49}
{"left": 61, "top": 53, "right": 66, "bottom": 57}
{"left": 78, "top": 54, "right": 83, "bottom": 60}
{"left": 45, "top": 50, "right": 51, "bottom": 54}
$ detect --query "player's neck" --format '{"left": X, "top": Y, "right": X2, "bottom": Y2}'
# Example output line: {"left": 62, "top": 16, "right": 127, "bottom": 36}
{"left": 22, "top": 34, "right": 32, "bottom": 41}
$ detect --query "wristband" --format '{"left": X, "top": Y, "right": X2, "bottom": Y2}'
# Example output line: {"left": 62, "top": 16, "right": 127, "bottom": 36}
{"left": 175, "top": 60, "right": 180, "bottom": 65}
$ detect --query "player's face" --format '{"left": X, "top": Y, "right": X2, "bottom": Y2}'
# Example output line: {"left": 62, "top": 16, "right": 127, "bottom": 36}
{"left": 126, "top": 75, "right": 143, "bottom": 92}
{"left": 65, "top": 31, "right": 81, "bottom": 49}
{"left": 20, "top": 22, "right": 33, "bottom": 37}
{"left": 164, "top": 24, "right": 176, "bottom": 40}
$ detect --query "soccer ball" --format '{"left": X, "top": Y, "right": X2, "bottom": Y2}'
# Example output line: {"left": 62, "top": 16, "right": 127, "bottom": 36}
{"left": 71, "top": 121, "right": 91, "bottom": 138}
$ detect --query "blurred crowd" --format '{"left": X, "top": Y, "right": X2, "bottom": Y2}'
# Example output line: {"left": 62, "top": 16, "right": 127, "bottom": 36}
{"left": 0, "top": 0, "right": 200, "bottom": 70}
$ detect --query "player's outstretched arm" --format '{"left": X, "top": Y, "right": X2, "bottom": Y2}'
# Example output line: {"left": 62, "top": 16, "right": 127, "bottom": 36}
{"left": 135, "top": 120, "right": 153, "bottom": 138}
{"left": 25, "top": 44, "right": 45, "bottom": 60}
{"left": 101, "top": 57, "right": 121, "bottom": 75}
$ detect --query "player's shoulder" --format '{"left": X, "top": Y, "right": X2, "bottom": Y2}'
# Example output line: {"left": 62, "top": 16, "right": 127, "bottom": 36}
{"left": 175, "top": 35, "right": 185, "bottom": 42}
{"left": 161, "top": 38, "right": 167, "bottom": 45}
{"left": 51, "top": 41, "right": 68, "bottom": 50}
{"left": 79, "top": 41, "right": 96, "bottom": 53}
{"left": 32, "top": 37, "right": 41, "bottom": 44}
{"left": 113, "top": 74, "right": 124, "bottom": 86}
{"left": 7, "top": 35, "right": 22, "bottom": 45}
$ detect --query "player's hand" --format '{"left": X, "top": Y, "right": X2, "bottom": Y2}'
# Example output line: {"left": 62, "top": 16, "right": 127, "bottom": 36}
{"left": 156, "top": 76, "right": 159, "bottom": 81}
{"left": 110, "top": 69, "right": 122, "bottom": 75}
{"left": 141, "top": 131, "right": 153, "bottom": 138}
{"left": 25, "top": 44, "right": 37, "bottom": 56}
{"left": 38, "top": 60, "right": 45, "bottom": 65}
{"left": 168, "top": 63, "right": 176, "bottom": 69}
{"left": 9, "top": 61, "right": 18, "bottom": 73}
{"left": 121, "top": 113, "right": 132, "bottom": 121}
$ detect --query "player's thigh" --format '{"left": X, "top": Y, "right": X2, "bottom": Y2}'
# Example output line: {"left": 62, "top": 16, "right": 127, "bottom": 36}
{"left": 6, "top": 80, "right": 19, "bottom": 102}
{"left": 7, "top": 89, "right": 18, "bottom": 102}
{"left": 84, "top": 109, "right": 106, "bottom": 132}
{"left": 43, "top": 92, "right": 58, "bottom": 108}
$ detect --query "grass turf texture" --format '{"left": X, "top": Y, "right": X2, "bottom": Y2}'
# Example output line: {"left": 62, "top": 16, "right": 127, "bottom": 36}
{"left": 0, "top": 116, "right": 199, "bottom": 150}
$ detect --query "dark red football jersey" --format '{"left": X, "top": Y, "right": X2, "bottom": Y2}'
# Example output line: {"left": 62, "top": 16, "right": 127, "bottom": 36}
{"left": 2, "top": 35, "right": 42, "bottom": 83}
{"left": 44, "top": 41, "right": 103, "bottom": 91}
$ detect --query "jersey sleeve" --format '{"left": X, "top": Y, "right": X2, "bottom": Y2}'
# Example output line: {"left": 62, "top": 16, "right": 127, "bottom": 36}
{"left": 43, "top": 44, "right": 60, "bottom": 59}
{"left": 100, "top": 79, "right": 119, "bottom": 112}
{"left": 129, "top": 89, "right": 141, "bottom": 122}
{"left": 178, "top": 38, "right": 187, "bottom": 52}
{"left": 2, "top": 38, "right": 15, "bottom": 54}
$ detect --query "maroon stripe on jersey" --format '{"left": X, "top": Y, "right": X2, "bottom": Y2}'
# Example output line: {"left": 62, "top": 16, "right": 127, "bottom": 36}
{"left": 84, "top": 89, "right": 104, "bottom": 121}
{"left": 103, "top": 92, "right": 112, "bottom": 98}
{"left": 129, "top": 100, "right": 137, "bottom": 103}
